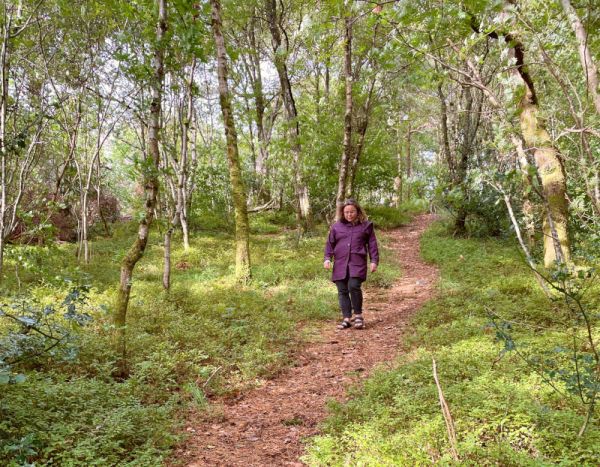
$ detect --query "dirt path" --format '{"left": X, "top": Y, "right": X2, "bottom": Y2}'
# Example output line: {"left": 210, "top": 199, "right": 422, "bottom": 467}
{"left": 176, "top": 214, "right": 438, "bottom": 466}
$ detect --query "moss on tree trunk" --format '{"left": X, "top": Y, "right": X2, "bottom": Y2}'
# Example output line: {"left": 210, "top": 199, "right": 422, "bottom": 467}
{"left": 211, "top": 0, "right": 251, "bottom": 282}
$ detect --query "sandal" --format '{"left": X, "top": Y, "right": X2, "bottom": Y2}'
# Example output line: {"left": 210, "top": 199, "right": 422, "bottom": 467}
{"left": 337, "top": 320, "right": 352, "bottom": 330}
{"left": 353, "top": 316, "right": 365, "bottom": 329}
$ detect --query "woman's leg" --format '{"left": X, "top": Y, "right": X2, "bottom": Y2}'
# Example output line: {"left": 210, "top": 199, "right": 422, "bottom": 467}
{"left": 334, "top": 278, "right": 352, "bottom": 319}
{"left": 348, "top": 277, "right": 364, "bottom": 315}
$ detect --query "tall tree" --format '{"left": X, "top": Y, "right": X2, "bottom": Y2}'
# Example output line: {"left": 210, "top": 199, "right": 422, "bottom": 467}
{"left": 0, "top": 0, "right": 44, "bottom": 281}
{"left": 560, "top": 0, "right": 600, "bottom": 116}
{"left": 163, "top": 59, "right": 196, "bottom": 290}
{"left": 336, "top": 13, "right": 353, "bottom": 210}
{"left": 114, "top": 0, "right": 167, "bottom": 374}
{"left": 211, "top": 0, "right": 251, "bottom": 282}
{"left": 559, "top": 0, "right": 600, "bottom": 212}
{"left": 265, "top": 0, "right": 312, "bottom": 232}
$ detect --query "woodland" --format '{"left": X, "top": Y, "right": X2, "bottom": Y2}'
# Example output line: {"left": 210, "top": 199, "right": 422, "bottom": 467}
{"left": 0, "top": 0, "right": 599, "bottom": 465}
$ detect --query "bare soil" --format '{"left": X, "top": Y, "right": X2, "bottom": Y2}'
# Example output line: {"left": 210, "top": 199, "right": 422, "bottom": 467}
{"left": 175, "top": 214, "right": 439, "bottom": 466}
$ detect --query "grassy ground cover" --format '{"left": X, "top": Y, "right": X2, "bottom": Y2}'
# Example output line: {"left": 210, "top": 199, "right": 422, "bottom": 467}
{"left": 0, "top": 207, "right": 409, "bottom": 465}
{"left": 304, "top": 222, "right": 600, "bottom": 466}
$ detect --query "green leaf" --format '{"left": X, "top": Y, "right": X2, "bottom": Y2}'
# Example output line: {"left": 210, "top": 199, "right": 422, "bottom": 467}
{"left": 13, "top": 374, "right": 26, "bottom": 384}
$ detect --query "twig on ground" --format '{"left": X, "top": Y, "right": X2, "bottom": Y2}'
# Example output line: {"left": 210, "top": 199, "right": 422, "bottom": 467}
{"left": 202, "top": 366, "right": 222, "bottom": 390}
{"left": 432, "top": 356, "right": 459, "bottom": 461}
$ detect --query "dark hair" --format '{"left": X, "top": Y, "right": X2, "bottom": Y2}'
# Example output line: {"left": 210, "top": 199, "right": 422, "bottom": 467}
{"left": 337, "top": 198, "right": 368, "bottom": 223}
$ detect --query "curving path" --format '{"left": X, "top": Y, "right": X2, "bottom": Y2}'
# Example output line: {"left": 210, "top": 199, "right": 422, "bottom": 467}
{"left": 175, "top": 214, "right": 439, "bottom": 466}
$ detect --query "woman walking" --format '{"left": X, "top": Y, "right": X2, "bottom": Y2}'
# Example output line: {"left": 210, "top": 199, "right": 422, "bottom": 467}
{"left": 324, "top": 199, "right": 379, "bottom": 329}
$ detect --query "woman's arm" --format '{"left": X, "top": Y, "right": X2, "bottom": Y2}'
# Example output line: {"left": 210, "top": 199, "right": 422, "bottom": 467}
{"left": 367, "top": 223, "right": 379, "bottom": 268}
{"left": 324, "top": 225, "right": 336, "bottom": 266}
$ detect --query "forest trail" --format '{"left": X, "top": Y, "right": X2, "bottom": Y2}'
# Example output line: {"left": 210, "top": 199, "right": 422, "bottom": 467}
{"left": 176, "top": 214, "right": 439, "bottom": 466}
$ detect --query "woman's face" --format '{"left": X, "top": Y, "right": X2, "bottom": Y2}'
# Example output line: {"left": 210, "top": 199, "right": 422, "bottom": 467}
{"left": 343, "top": 205, "right": 358, "bottom": 223}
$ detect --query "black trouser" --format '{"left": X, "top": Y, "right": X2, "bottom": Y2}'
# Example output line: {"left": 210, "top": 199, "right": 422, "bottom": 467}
{"left": 334, "top": 276, "right": 364, "bottom": 319}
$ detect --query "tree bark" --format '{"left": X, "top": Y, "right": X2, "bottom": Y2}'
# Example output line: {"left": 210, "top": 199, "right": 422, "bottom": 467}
{"left": 512, "top": 135, "right": 536, "bottom": 249}
{"left": 114, "top": 0, "right": 167, "bottom": 375}
{"left": 519, "top": 91, "right": 570, "bottom": 267}
{"left": 450, "top": 83, "right": 483, "bottom": 235}
{"left": 405, "top": 122, "right": 412, "bottom": 201}
{"left": 265, "top": 0, "right": 312, "bottom": 231}
{"left": 437, "top": 84, "right": 455, "bottom": 179}
{"left": 468, "top": 11, "right": 572, "bottom": 265}
{"left": 337, "top": 15, "right": 353, "bottom": 214}
{"left": 392, "top": 131, "right": 403, "bottom": 208}
{"left": 247, "top": 16, "right": 270, "bottom": 195}
{"left": 510, "top": 40, "right": 570, "bottom": 266}
{"left": 539, "top": 46, "right": 600, "bottom": 215}
{"left": 180, "top": 61, "right": 195, "bottom": 251}
{"left": 0, "top": 15, "right": 11, "bottom": 281}
{"left": 560, "top": 0, "right": 600, "bottom": 115}
{"left": 0, "top": 4, "right": 42, "bottom": 280}
{"left": 163, "top": 226, "right": 172, "bottom": 289}
{"left": 346, "top": 77, "right": 376, "bottom": 199}
{"left": 211, "top": 0, "right": 251, "bottom": 282}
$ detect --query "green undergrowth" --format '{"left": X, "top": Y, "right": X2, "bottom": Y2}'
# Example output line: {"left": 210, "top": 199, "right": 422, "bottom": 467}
{"left": 367, "top": 199, "right": 429, "bottom": 230}
{"left": 304, "top": 222, "right": 600, "bottom": 466}
{"left": 0, "top": 209, "right": 405, "bottom": 465}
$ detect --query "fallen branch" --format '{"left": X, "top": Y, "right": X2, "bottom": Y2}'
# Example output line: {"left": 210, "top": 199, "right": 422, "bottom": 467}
{"left": 432, "top": 357, "right": 459, "bottom": 461}
{"left": 202, "top": 366, "right": 222, "bottom": 390}
{"left": 247, "top": 198, "right": 277, "bottom": 213}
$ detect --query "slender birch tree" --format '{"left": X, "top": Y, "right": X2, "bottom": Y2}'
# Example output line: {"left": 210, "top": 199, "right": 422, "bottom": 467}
{"left": 114, "top": 0, "right": 167, "bottom": 374}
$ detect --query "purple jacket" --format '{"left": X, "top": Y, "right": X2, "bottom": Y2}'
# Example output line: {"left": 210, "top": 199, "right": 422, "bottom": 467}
{"left": 324, "top": 220, "right": 379, "bottom": 281}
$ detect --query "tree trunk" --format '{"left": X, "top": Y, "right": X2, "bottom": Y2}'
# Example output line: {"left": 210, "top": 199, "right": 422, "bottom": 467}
{"left": 325, "top": 55, "right": 330, "bottom": 99}
{"left": 247, "top": 16, "right": 269, "bottom": 198}
{"left": 0, "top": 18, "right": 10, "bottom": 282}
{"left": 558, "top": 0, "right": 600, "bottom": 211}
{"left": 466, "top": 14, "right": 571, "bottom": 263}
{"left": 96, "top": 181, "right": 111, "bottom": 236}
{"left": 560, "top": 0, "right": 600, "bottom": 115}
{"left": 163, "top": 227, "right": 172, "bottom": 289}
{"left": 519, "top": 93, "right": 570, "bottom": 267}
{"left": 337, "top": 15, "right": 353, "bottom": 213}
{"left": 346, "top": 115, "right": 366, "bottom": 199}
{"left": 114, "top": 0, "right": 167, "bottom": 375}
{"left": 346, "top": 77, "right": 376, "bottom": 199}
{"left": 265, "top": 0, "right": 312, "bottom": 231}
{"left": 405, "top": 123, "right": 412, "bottom": 201}
{"left": 81, "top": 114, "right": 106, "bottom": 264}
{"left": 392, "top": 132, "right": 403, "bottom": 208}
{"left": 539, "top": 46, "right": 600, "bottom": 215}
{"left": 437, "top": 84, "right": 455, "bottom": 179}
{"left": 510, "top": 40, "right": 571, "bottom": 267}
{"left": 211, "top": 0, "right": 251, "bottom": 282}
{"left": 453, "top": 85, "right": 482, "bottom": 235}
{"left": 560, "top": 0, "right": 600, "bottom": 213}
{"left": 512, "top": 135, "right": 536, "bottom": 249}
{"left": 180, "top": 60, "right": 195, "bottom": 251}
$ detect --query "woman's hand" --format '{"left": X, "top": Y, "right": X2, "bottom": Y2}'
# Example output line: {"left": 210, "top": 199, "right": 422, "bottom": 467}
{"left": 370, "top": 262, "right": 377, "bottom": 273}
{"left": 324, "top": 260, "right": 332, "bottom": 270}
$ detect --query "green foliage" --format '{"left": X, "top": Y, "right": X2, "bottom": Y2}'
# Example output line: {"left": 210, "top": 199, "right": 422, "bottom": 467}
{"left": 1, "top": 220, "right": 401, "bottom": 465}
{"left": 0, "top": 372, "right": 177, "bottom": 466}
{"left": 366, "top": 200, "right": 428, "bottom": 230}
{"left": 249, "top": 210, "right": 297, "bottom": 234}
{"left": 0, "top": 286, "right": 94, "bottom": 384}
{"left": 436, "top": 176, "right": 511, "bottom": 237}
{"left": 303, "top": 222, "right": 600, "bottom": 466}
